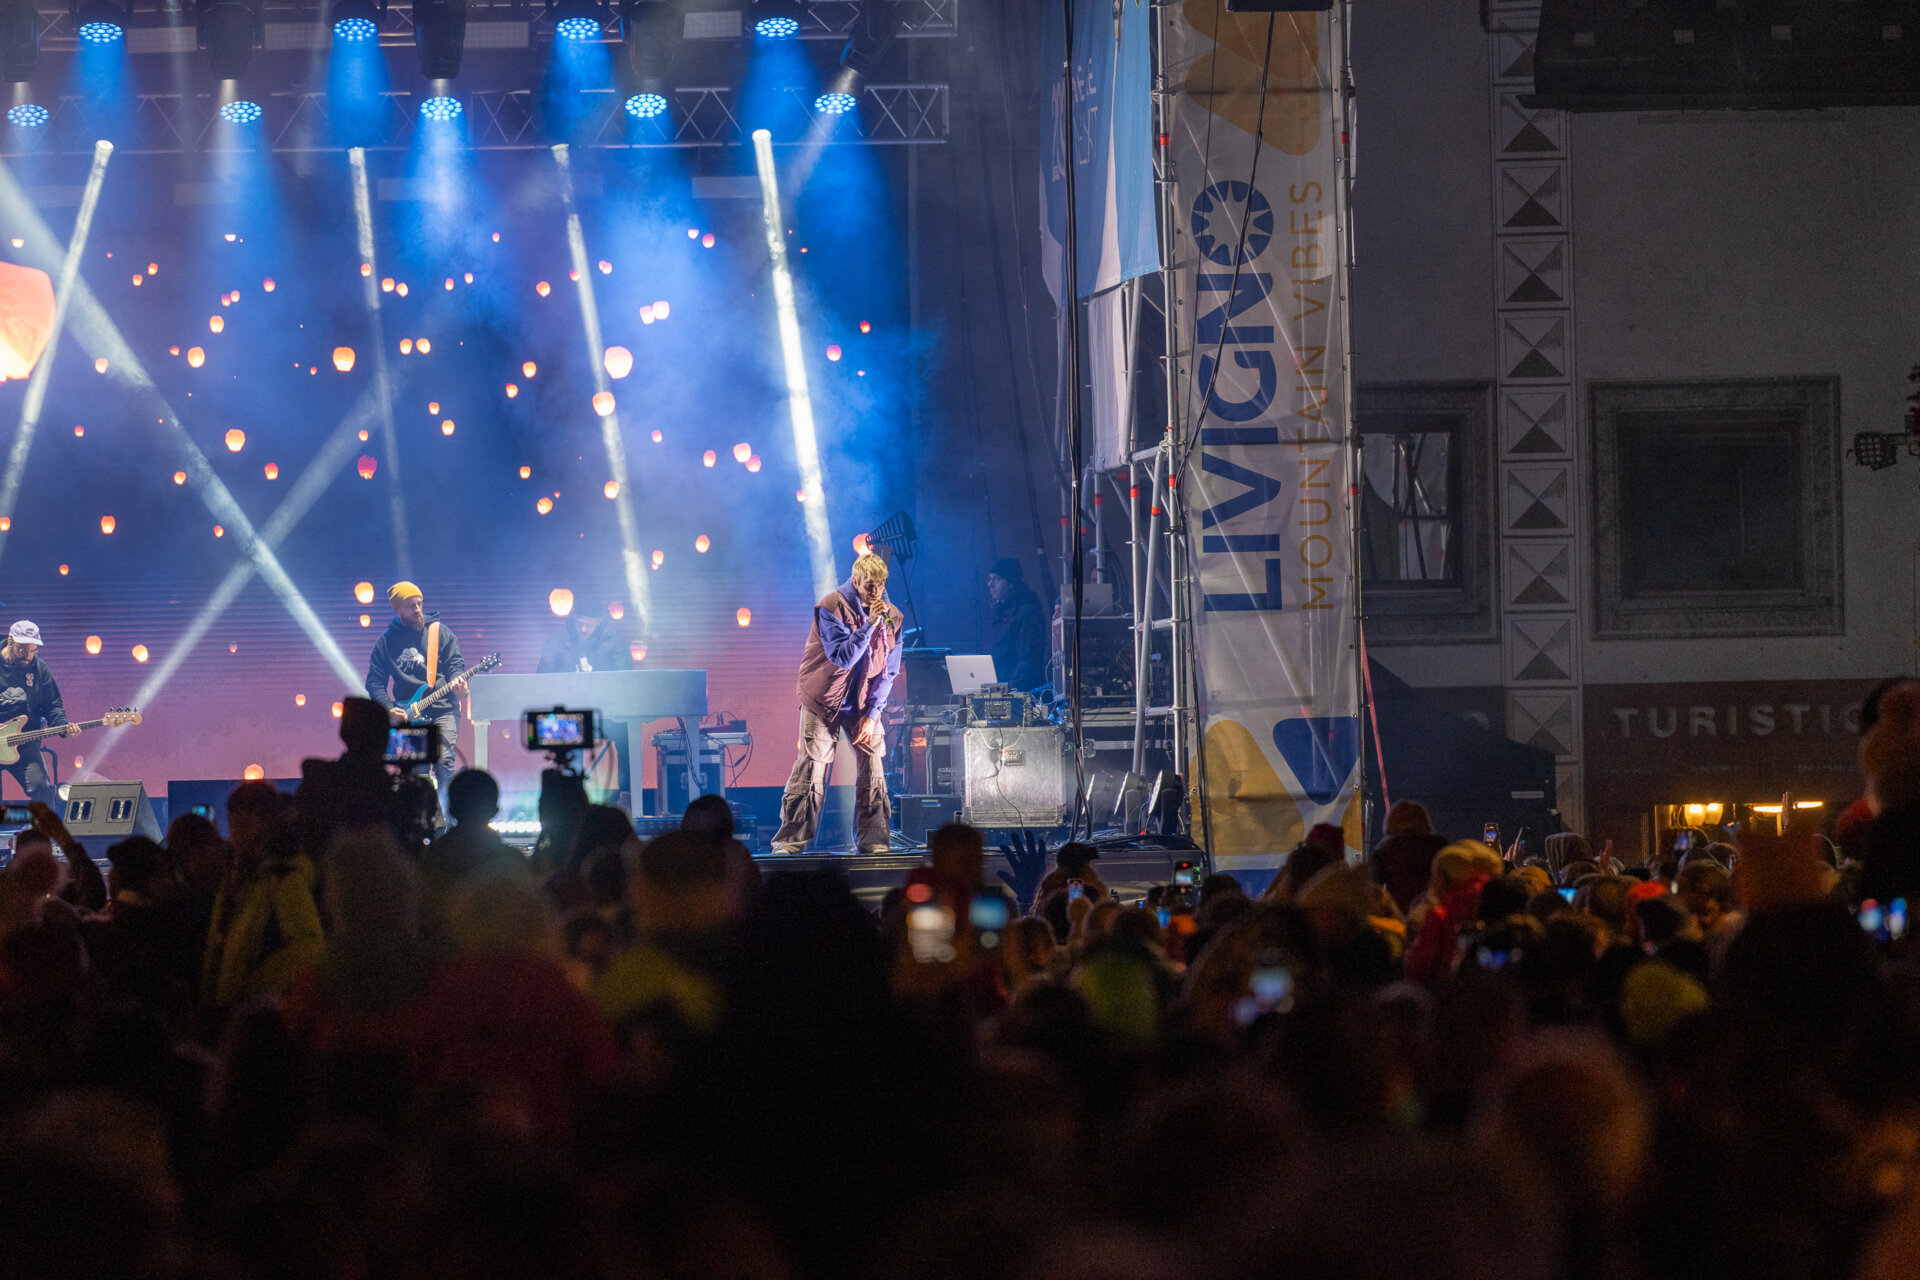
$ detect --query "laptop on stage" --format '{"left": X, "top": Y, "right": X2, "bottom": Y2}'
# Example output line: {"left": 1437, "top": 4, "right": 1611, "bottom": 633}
{"left": 945, "top": 655, "right": 999, "bottom": 696}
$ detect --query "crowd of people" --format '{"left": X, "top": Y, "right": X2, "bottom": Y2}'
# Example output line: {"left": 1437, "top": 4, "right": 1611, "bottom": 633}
{"left": 3, "top": 688, "right": 1920, "bottom": 1280}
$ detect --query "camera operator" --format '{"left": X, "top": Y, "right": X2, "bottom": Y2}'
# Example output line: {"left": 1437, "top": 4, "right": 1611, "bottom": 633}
{"left": 295, "top": 697, "right": 437, "bottom": 854}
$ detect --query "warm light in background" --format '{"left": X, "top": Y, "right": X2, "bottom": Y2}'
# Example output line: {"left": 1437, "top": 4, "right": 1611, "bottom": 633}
{"left": 417, "top": 338, "right": 431, "bottom": 354}
{"left": 746, "top": 455, "right": 762, "bottom": 473}
{"left": 702, "top": 233, "right": 715, "bottom": 247}
{"left": 99, "top": 515, "right": 115, "bottom": 534}
{"left": 94, "top": 357, "right": 108, "bottom": 373}
{"left": 264, "top": 463, "right": 279, "bottom": 480}
{"left": 209, "top": 315, "right": 224, "bottom": 333}
{"left": 505, "top": 383, "right": 519, "bottom": 398}
{"left": 640, "top": 306, "right": 655, "bottom": 324}
{"left": 399, "top": 338, "right": 413, "bottom": 354}
{"left": 381, "top": 277, "right": 394, "bottom": 292}
{"left": 357, "top": 455, "right": 377, "bottom": 479}
{"left": 172, "top": 472, "right": 185, "bottom": 485}
{"left": 592, "top": 391, "right": 615, "bottom": 417}
{"left": 536, "top": 497, "right": 553, "bottom": 515}
{"left": 736, "top": 608, "right": 751, "bottom": 627}
{"left": 852, "top": 532, "right": 871, "bottom": 556}
{"left": 702, "top": 450, "right": 716, "bottom": 467}
{"left": 428, "top": 402, "right": 440, "bottom": 414}
{"left": 263, "top": 278, "right": 275, "bottom": 291}
{"left": 440, "top": 420, "right": 455, "bottom": 436}
{"left": 243, "top": 764, "right": 264, "bottom": 780}
{"left": 603, "top": 481, "right": 619, "bottom": 499}
{"left": 354, "top": 581, "right": 374, "bottom": 604}
{"left": 224, "top": 429, "right": 245, "bottom": 452}
{"left": 84, "top": 635, "right": 101, "bottom": 654}
{"left": 653, "top": 300, "right": 670, "bottom": 319}
{"left": 603, "top": 346, "right": 632, "bottom": 379}
{"left": 597, "top": 260, "right": 611, "bottom": 274}
{"left": 733, "top": 442, "right": 751, "bottom": 463}
{"left": 650, "top": 549, "right": 664, "bottom": 569}
{"left": 695, "top": 534, "right": 711, "bottom": 553}
{"left": 73, "top": 425, "right": 83, "bottom": 437}
{"left": 187, "top": 347, "right": 205, "bottom": 368}
{"left": 58, "top": 564, "right": 69, "bottom": 575}
{"left": 294, "top": 694, "right": 306, "bottom": 706}
{"left": 859, "top": 321, "right": 871, "bottom": 333}
{"left": 519, "top": 465, "right": 531, "bottom": 479}
{"left": 651, "top": 430, "right": 663, "bottom": 443}
{"left": 608, "top": 601, "right": 624, "bottom": 620}
{"left": 359, "top": 614, "right": 371, "bottom": 626}
{"left": 826, "top": 345, "right": 842, "bottom": 362}
{"left": 522, "top": 361, "right": 537, "bottom": 378}
{"left": 536, "top": 281, "right": 551, "bottom": 297}
{"left": 131, "top": 644, "right": 149, "bottom": 662}
{"left": 332, "top": 346, "right": 355, "bottom": 372}
{"left": 213, "top": 526, "right": 224, "bottom": 537}
{"left": 331, "top": 702, "right": 344, "bottom": 718}
{"left": 549, "top": 588, "right": 575, "bottom": 616}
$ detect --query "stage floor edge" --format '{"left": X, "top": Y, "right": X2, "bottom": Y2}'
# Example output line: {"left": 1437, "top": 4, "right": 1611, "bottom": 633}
{"left": 752, "top": 844, "right": 1198, "bottom": 907}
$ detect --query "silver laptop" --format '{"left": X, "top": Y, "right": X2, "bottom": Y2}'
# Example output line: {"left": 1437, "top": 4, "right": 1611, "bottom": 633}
{"left": 945, "top": 654, "right": 999, "bottom": 696}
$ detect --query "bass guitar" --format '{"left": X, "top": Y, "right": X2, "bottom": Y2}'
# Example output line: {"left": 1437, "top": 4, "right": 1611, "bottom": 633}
{"left": 403, "top": 653, "right": 501, "bottom": 720}
{"left": 0, "top": 707, "right": 141, "bottom": 767}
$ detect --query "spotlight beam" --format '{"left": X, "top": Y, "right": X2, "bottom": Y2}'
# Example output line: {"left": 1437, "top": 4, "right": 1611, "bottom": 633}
{"left": 83, "top": 384, "right": 389, "bottom": 775}
{"left": 350, "top": 146, "right": 414, "bottom": 577}
{"left": 751, "top": 128, "right": 836, "bottom": 598}
{"left": 0, "top": 163, "right": 363, "bottom": 692}
{"left": 550, "top": 143, "right": 652, "bottom": 630}
{"left": 0, "top": 140, "right": 114, "bottom": 565}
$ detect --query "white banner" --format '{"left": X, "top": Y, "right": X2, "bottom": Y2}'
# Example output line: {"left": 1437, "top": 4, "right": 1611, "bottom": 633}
{"left": 1166, "top": 2, "right": 1360, "bottom": 868}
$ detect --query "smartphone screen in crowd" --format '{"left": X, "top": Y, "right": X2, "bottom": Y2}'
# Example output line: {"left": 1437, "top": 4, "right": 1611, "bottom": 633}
{"left": 1067, "top": 879, "right": 1084, "bottom": 902}
{"left": 1483, "top": 823, "right": 1500, "bottom": 847}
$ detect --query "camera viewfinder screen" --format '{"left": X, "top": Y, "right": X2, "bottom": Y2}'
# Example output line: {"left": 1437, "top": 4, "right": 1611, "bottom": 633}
{"left": 387, "top": 728, "right": 429, "bottom": 759}
{"left": 535, "top": 713, "right": 586, "bottom": 746}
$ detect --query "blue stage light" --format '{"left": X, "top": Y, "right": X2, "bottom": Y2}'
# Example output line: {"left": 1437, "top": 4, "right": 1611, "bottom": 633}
{"left": 419, "top": 95, "right": 463, "bottom": 121}
{"left": 755, "top": 15, "right": 799, "bottom": 38}
{"left": 219, "top": 99, "right": 263, "bottom": 124}
{"left": 624, "top": 92, "right": 668, "bottom": 119}
{"left": 814, "top": 91, "right": 857, "bottom": 115}
{"left": 333, "top": 16, "right": 378, "bottom": 41}
{"left": 6, "top": 103, "right": 48, "bottom": 128}
{"left": 555, "top": 14, "right": 600, "bottom": 39}
{"left": 77, "top": 20, "right": 123, "bottom": 42}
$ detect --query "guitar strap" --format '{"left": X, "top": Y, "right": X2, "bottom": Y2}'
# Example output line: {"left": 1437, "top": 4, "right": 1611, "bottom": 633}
{"left": 423, "top": 622, "right": 440, "bottom": 698}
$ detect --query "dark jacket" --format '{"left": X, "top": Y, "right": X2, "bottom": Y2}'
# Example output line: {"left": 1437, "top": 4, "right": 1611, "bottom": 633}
{"left": 0, "top": 652, "right": 66, "bottom": 738}
{"left": 1373, "top": 831, "right": 1448, "bottom": 914}
{"left": 796, "top": 579, "right": 903, "bottom": 721}
{"left": 365, "top": 614, "right": 465, "bottom": 714}
{"left": 537, "top": 618, "right": 633, "bottom": 675}
{"left": 988, "top": 580, "right": 1049, "bottom": 691}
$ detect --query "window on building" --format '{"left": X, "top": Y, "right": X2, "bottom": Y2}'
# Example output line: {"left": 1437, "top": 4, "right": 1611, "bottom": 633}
{"left": 1356, "top": 383, "right": 1495, "bottom": 642}
{"left": 1593, "top": 378, "right": 1841, "bottom": 638}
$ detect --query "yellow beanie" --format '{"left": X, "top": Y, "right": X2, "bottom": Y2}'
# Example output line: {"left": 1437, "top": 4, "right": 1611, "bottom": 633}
{"left": 387, "top": 581, "right": 422, "bottom": 607}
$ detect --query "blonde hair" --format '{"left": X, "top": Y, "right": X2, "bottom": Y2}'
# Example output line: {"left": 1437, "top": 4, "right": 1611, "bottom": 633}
{"left": 851, "top": 553, "right": 889, "bottom": 586}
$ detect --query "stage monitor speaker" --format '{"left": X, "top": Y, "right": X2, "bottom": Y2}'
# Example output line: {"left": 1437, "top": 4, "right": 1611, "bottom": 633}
{"left": 962, "top": 726, "right": 1066, "bottom": 830}
{"left": 61, "top": 781, "right": 162, "bottom": 842}
{"left": 898, "top": 793, "right": 964, "bottom": 844}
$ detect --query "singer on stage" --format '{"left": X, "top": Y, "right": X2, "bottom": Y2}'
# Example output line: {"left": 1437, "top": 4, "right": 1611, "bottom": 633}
{"left": 771, "top": 553, "right": 903, "bottom": 855}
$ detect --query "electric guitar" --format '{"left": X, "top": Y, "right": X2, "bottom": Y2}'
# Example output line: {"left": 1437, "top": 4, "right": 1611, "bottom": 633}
{"left": 0, "top": 707, "right": 141, "bottom": 767}
{"left": 403, "top": 653, "right": 500, "bottom": 720}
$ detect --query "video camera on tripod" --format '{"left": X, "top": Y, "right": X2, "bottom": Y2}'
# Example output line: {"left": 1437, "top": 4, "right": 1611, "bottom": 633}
{"left": 382, "top": 722, "right": 443, "bottom": 846}
{"left": 525, "top": 706, "right": 597, "bottom": 774}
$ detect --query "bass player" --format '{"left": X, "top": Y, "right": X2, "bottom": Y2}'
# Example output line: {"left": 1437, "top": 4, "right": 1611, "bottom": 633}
{"left": 365, "top": 582, "right": 467, "bottom": 804}
{"left": 0, "top": 621, "right": 79, "bottom": 808}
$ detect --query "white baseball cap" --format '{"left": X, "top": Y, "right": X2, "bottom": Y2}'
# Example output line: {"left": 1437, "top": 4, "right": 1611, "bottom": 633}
{"left": 8, "top": 621, "right": 42, "bottom": 646}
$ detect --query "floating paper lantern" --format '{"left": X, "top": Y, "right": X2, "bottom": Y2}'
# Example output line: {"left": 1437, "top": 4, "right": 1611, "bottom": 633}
{"left": 358, "top": 430, "right": 369, "bottom": 442}
{"left": 169, "top": 346, "right": 179, "bottom": 356}
{"left": 464, "top": 272, "right": 473, "bottom": 283}
{"left": 608, "top": 602, "right": 625, "bottom": 620}
{"left": 651, "top": 430, "right": 663, "bottom": 443}
{"left": 416, "top": 338, "right": 431, "bottom": 354}
{"left": 132, "top": 644, "right": 149, "bottom": 663}
{"left": 702, "top": 450, "right": 716, "bottom": 467}
{"left": 331, "top": 701, "right": 344, "bottom": 717}
{"left": 428, "top": 402, "right": 440, "bottom": 414}
{"left": 332, "top": 346, "right": 355, "bottom": 372}
{"left": 396, "top": 282, "right": 408, "bottom": 297}
{"left": 859, "top": 321, "right": 871, "bottom": 333}
{"left": 243, "top": 764, "right": 263, "bottom": 780}
{"left": 359, "top": 614, "right": 371, "bottom": 627}
{"left": 695, "top": 534, "right": 710, "bottom": 553}
{"left": 592, "top": 391, "right": 615, "bottom": 417}
{"left": 224, "top": 428, "right": 245, "bottom": 452}
{"left": 131, "top": 275, "right": 143, "bottom": 287}
{"left": 852, "top": 532, "right": 871, "bottom": 556}
{"left": 84, "top": 635, "right": 100, "bottom": 655}
{"left": 732, "top": 442, "right": 751, "bottom": 463}
{"left": 688, "top": 228, "right": 699, "bottom": 239}
{"left": 826, "top": 345, "right": 842, "bottom": 361}
{"left": 440, "top": 419, "right": 455, "bottom": 435}
{"left": 380, "top": 277, "right": 394, "bottom": 292}
{"left": 640, "top": 306, "right": 655, "bottom": 324}
{"left": 603, "top": 481, "right": 619, "bottom": 499}
{"left": 603, "top": 346, "right": 632, "bottom": 379}
{"left": 263, "top": 278, "right": 275, "bottom": 292}
{"left": 172, "top": 471, "right": 186, "bottom": 485}
{"left": 737, "top": 608, "right": 751, "bottom": 627}
{"left": 294, "top": 694, "right": 306, "bottom": 706}
{"left": 630, "top": 643, "right": 646, "bottom": 661}
{"left": 99, "top": 516, "right": 115, "bottom": 534}
{"left": 58, "top": 564, "right": 68, "bottom": 575}
{"left": 213, "top": 525, "right": 224, "bottom": 537}
{"left": 653, "top": 300, "right": 670, "bottom": 319}
{"left": 360, "top": 263, "right": 372, "bottom": 277}
{"left": 0, "top": 263, "right": 54, "bottom": 381}
{"left": 518, "top": 465, "right": 531, "bottom": 479}
{"left": 264, "top": 463, "right": 278, "bottom": 480}
{"left": 522, "top": 361, "right": 537, "bottom": 378}
{"left": 94, "top": 357, "right": 108, "bottom": 373}
{"left": 536, "top": 497, "right": 553, "bottom": 514}
{"left": 535, "top": 281, "right": 551, "bottom": 297}
{"left": 746, "top": 455, "right": 761, "bottom": 473}
{"left": 357, "top": 455, "right": 377, "bottom": 479}
{"left": 569, "top": 269, "right": 579, "bottom": 282}
{"left": 650, "top": 550, "right": 663, "bottom": 569}
{"left": 398, "top": 338, "right": 413, "bottom": 354}
{"left": 354, "top": 581, "right": 374, "bottom": 604}
{"left": 72, "top": 425, "right": 82, "bottom": 437}
{"left": 505, "top": 383, "right": 518, "bottom": 398}
{"left": 209, "top": 315, "right": 223, "bottom": 333}
{"left": 597, "top": 260, "right": 611, "bottom": 274}
{"left": 549, "top": 588, "right": 574, "bottom": 616}
{"left": 187, "top": 347, "right": 205, "bottom": 368}
{"left": 444, "top": 278, "right": 454, "bottom": 291}
{"left": 0, "top": 517, "right": 8, "bottom": 529}
{"left": 702, "top": 233, "right": 715, "bottom": 248}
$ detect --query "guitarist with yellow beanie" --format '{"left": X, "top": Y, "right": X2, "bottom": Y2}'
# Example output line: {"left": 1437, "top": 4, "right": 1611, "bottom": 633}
{"left": 364, "top": 582, "right": 468, "bottom": 804}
